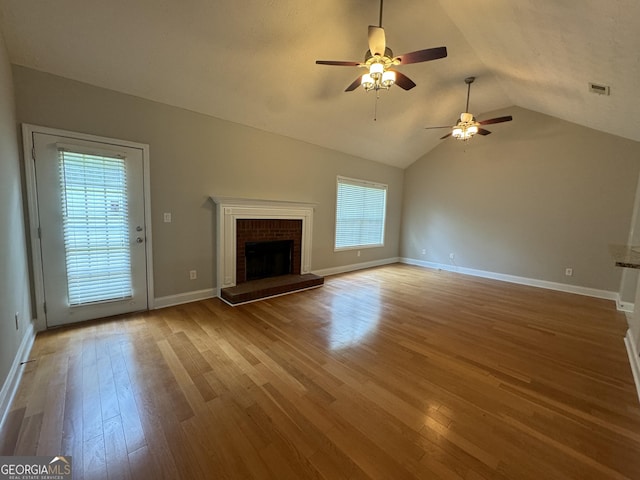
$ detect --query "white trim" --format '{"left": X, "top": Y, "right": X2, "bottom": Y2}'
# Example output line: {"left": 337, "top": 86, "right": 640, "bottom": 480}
{"left": 211, "top": 197, "right": 316, "bottom": 297}
{"left": 22, "top": 124, "right": 154, "bottom": 328}
{"left": 0, "top": 323, "right": 36, "bottom": 431}
{"left": 336, "top": 175, "right": 388, "bottom": 190}
{"left": 618, "top": 168, "right": 640, "bottom": 312}
{"left": 313, "top": 257, "right": 400, "bottom": 277}
{"left": 617, "top": 298, "right": 634, "bottom": 313}
{"left": 210, "top": 196, "right": 317, "bottom": 209}
{"left": 400, "top": 258, "right": 618, "bottom": 301}
{"left": 142, "top": 140, "right": 155, "bottom": 311}
{"left": 154, "top": 288, "right": 216, "bottom": 309}
{"left": 22, "top": 126, "right": 46, "bottom": 330}
{"left": 624, "top": 330, "right": 640, "bottom": 404}
{"left": 56, "top": 142, "right": 128, "bottom": 158}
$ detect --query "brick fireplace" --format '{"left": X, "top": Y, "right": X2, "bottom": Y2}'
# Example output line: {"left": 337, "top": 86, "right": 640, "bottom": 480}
{"left": 211, "top": 197, "right": 316, "bottom": 297}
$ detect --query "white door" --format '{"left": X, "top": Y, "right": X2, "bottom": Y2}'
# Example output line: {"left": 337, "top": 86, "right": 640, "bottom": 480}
{"left": 32, "top": 131, "right": 150, "bottom": 327}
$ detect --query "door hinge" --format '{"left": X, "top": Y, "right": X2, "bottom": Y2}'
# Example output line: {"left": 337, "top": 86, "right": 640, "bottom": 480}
{"left": 37, "top": 227, "right": 42, "bottom": 239}
{"left": 43, "top": 302, "right": 47, "bottom": 314}
{"left": 31, "top": 146, "right": 36, "bottom": 161}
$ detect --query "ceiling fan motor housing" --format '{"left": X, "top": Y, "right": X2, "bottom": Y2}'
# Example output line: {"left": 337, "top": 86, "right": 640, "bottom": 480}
{"left": 364, "top": 47, "right": 394, "bottom": 63}
{"left": 460, "top": 112, "right": 474, "bottom": 123}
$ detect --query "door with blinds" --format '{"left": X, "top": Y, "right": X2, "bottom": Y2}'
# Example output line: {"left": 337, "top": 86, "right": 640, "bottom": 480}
{"left": 32, "top": 131, "right": 149, "bottom": 327}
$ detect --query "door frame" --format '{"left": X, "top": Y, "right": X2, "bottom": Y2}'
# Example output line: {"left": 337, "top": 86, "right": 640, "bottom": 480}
{"left": 22, "top": 124, "right": 154, "bottom": 330}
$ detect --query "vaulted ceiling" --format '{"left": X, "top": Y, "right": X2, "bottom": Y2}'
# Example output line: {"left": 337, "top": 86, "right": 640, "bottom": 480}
{"left": 1, "top": 0, "right": 638, "bottom": 168}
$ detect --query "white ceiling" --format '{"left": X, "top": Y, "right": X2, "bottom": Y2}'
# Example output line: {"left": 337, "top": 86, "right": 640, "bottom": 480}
{"left": 1, "top": 0, "right": 638, "bottom": 168}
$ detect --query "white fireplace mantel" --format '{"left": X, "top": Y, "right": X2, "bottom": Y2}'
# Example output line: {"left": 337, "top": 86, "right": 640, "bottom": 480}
{"left": 211, "top": 197, "right": 316, "bottom": 296}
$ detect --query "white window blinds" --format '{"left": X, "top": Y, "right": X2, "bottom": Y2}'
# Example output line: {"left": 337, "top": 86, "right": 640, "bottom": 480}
{"left": 335, "top": 176, "right": 387, "bottom": 250}
{"left": 58, "top": 148, "right": 133, "bottom": 305}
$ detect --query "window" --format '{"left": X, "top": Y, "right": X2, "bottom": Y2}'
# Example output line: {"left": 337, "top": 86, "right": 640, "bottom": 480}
{"left": 59, "top": 148, "right": 133, "bottom": 305}
{"left": 335, "top": 176, "right": 387, "bottom": 250}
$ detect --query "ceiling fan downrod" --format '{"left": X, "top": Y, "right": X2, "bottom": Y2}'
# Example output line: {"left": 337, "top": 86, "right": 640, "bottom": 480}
{"left": 464, "top": 76, "right": 475, "bottom": 113}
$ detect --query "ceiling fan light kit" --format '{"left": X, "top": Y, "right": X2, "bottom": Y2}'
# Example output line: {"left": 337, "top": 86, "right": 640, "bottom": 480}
{"left": 452, "top": 112, "right": 479, "bottom": 140}
{"left": 361, "top": 63, "right": 397, "bottom": 91}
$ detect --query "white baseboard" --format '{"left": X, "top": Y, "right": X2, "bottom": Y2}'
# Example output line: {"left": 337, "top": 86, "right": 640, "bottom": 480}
{"left": 312, "top": 257, "right": 400, "bottom": 278}
{"left": 153, "top": 258, "right": 622, "bottom": 309}
{"left": 624, "top": 330, "right": 640, "bottom": 404}
{"left": 617, "top": 298, "right": 635, "bottom": 313}
{"left": 154, "top": 288, "right": 215, "bottom": 309}
{"left": 400, "top": 258, "right": 618, "bottom": 301}
{"left": 0, "top": 322, "right": 36, "bottom": 431}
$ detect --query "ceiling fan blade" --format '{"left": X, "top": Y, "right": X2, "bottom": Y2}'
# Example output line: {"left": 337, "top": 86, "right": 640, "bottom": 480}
{"left": 345, "top": 76, "right": 363, "bottom": 92}
{"left": 394, "top": 71, "right": 416, "bottom": 90}
{"left": 477, "top": 128, "right": 491, "bottom": 136}
{"left": 395, "top": 46, "right": 447, "bottom": 65}
{"left": 478, "top": 115, "right": 513, "bottom": 125}
{"left": 440, "top": 132, "right": 453, "bottom": 140}
{"left": 368, "top": 26, "right": 386, "bottom": 56}
{"left": 424, "top": 125, "right": 452, "bottom": 130}
{"left": 316, "top": 60, "right": 361, "bottom": 66}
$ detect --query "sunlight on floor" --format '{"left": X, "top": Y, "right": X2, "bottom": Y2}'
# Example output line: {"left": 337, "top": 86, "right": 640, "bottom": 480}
{"left": 329, "top": 284, "right": 381, "bottom": 349}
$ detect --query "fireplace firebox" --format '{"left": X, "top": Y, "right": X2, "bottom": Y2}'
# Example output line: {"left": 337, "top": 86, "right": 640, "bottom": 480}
{"left": 235, "top": 218, "right": 303, "bottom": 284}
{"left": 245, "top": 240, "right": 293, "bottom": 281}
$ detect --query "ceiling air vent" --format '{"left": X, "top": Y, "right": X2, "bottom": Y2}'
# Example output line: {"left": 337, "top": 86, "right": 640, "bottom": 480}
{"left": 589, "top": 82, "right": 610, "bottom": 95}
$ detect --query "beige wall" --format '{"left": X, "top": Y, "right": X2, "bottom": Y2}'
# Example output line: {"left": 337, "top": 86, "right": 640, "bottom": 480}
{"left": 12, "top": 63, "right": 638, "bottom": 311}
{"left": 12, "top": 66, "right": 404, "bottom": 299}
{"left": 0, "top": 32, "right": 32, "bottom": 397}
{"left": 401, "top": 106, "right": 640, "bottom": 292}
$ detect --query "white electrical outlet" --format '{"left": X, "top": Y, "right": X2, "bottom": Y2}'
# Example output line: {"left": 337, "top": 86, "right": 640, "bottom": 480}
{"left": 357, "top": 250, "right": 361, "bottom": 257}
{"left": 565, "top": 268, "right": 573, "bottom": 276}
{"left": 449, "top": 253, "right": 455, "bottom": 260}
{"left": 421, "top": 249, "right": 426, "bottom": 255}
{"left": 189, "top": 270, "right": 197, "bottom": 280}
{"left": 163, "top": 212, "right": 172, "bottom": 223}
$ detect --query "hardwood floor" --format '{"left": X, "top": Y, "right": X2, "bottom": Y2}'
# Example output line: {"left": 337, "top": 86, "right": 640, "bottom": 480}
{"left": 2, "top": 264, "right": 639, "bottom": 479}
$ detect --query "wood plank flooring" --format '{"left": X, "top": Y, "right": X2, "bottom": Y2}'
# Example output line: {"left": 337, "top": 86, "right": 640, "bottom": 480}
{"left": 2, "top": 264, "right": 640, "bottom": 479}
